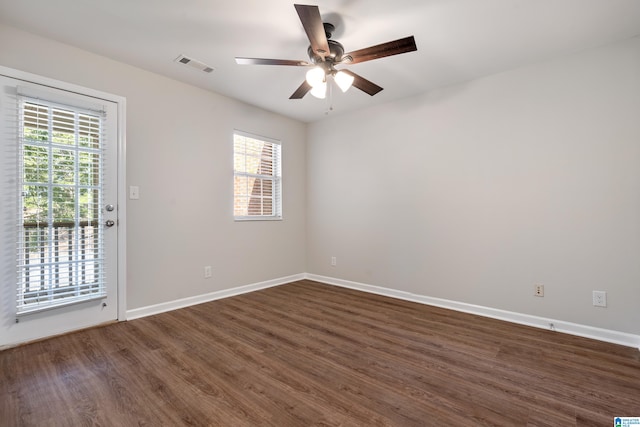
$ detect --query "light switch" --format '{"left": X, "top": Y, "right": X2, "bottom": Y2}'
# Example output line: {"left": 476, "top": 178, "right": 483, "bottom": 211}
{"left": 129, "top": 185, "right": 140, "bottom": 200}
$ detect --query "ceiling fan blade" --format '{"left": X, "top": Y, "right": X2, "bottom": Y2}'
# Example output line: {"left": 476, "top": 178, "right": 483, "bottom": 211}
{"left": 289, "top": 81, "right": 312, "bottom": 99}
{"left": 340, "top": 70, "right": 383, "bottom": 96}
{"left": 294, "top": 4, "right": 330, "bottom": 61}
{"left": 344, "top": 36, "right": 417, "bottom": 64}
{"left": 235, "top": 57, "right": 309, "bottom": 66}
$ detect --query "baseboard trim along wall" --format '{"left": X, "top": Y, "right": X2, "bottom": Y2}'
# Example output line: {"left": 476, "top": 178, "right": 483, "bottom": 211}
{"left": 305, "top": 274, "right": 640, "bottom": 350}
{"left": 126, "top": 273, "right": 306, "bottom": 320}
{"left": 126, "top": 272, "right": 639, "bottom": 350}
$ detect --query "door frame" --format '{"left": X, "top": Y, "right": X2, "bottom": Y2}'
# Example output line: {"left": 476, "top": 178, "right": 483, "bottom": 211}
{"left": 0, "top": 65, "right": 127, "bottom": 329}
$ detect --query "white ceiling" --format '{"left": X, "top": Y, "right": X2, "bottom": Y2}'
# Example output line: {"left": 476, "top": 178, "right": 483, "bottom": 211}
{"left": 1, "top": 0, "right": 639, "bottom": 123}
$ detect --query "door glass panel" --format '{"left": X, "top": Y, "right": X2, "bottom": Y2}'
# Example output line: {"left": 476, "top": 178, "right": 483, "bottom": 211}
{"left": 17, "top": 100, "right": 106, "bottom": 313}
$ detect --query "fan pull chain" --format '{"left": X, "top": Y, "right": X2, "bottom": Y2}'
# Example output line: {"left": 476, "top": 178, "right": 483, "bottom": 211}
{"left": 325, "top": 78, "right": 334, "bottom": 115}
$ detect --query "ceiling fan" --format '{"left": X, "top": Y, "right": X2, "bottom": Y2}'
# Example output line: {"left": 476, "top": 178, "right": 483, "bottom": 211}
{"left": 235, "top": 4, "right": 417, "bottom": 100}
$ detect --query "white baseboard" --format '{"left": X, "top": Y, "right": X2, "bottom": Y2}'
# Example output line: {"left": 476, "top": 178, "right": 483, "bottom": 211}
{"left": 126, "top": 273, "right": 305, "bottom": 320}
{"left": 305, "top": 273, "right": 640, "bottom": 350}
{"left": 125, "top": 272, "right": 640, "bottom": 350}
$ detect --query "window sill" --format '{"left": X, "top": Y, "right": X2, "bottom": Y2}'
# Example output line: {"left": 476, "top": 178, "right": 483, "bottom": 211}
{"left": 234, "top": 216, "right": 283, "bottom": 222}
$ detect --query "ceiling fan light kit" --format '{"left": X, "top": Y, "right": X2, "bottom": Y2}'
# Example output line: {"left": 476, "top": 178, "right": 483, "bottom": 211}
{"left": 305, "top": 67, "right": 354, "bottom": 98}
{"left": 235, "top": 4, "right": 417, "bottom": 101}
{"left": 334, "top": 70, "right": 354, "bottom": 93}
{"left": 309, "top": 81, "right": 327, "bottom": 99}
{"left": 306, "top": 66, "right": 326, "bottom": 87}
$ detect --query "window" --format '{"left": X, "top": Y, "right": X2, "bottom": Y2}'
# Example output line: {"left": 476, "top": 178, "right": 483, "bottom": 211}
{"left": 233, "top": 131, "right": 282, "bottom": 220}
{"left": 16, "top": 97, "right": 106, "bottom": 313}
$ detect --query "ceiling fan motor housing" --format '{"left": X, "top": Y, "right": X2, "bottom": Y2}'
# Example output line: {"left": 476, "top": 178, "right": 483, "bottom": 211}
{"left": 307, "top": 23, "right": 344, "bottom": 64}
{"left": 307, "top": 40, "right": 345, "bottom": 64}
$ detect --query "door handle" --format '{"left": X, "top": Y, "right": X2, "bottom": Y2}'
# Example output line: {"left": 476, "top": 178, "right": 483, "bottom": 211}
{"left": 105, "top": 220, "right": 115, "bottom": 227}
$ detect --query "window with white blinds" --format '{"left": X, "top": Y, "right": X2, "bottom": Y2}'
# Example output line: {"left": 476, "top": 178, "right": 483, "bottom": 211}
{"left": 233, "top": 131, "right": 282, "bottom": 220}
{"left": 16, "top": 97, "right": 107, "bottom": 314}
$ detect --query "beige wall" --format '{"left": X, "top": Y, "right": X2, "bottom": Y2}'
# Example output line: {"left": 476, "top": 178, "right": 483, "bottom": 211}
{"left": 307, "top": 37, "right": 640, "bottom": 335}
{"left": 0, "top": 24, "right": 307, "bottom": 311}
{"left": 2, "top": 22, "right": 639, "bottom": 339}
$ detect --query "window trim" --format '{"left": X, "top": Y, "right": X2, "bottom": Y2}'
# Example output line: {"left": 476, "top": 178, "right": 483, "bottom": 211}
{"left": 233, "top": 130, "right": 282, "bottom": 221}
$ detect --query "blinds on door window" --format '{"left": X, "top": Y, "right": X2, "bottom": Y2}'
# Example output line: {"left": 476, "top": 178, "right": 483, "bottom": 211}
{"left": 16, "top": 95, "right": 107, "bottom": 314}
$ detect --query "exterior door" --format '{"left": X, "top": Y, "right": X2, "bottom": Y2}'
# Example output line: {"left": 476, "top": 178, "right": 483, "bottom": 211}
{"left": 0, "top": 70, "right": 121, "bottom": 348}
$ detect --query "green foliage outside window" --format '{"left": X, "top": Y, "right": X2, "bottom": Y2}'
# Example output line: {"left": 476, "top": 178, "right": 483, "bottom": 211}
{"left": 22, "top": 121, "right": 100, "bottom": 228}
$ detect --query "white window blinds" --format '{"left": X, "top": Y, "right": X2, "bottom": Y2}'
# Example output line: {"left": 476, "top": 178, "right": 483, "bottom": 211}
{"left": 16, "top": 96, "right": 107, "bottom": 314}
{"left": 233, "top": 131, "right": 282, "bottom": 220}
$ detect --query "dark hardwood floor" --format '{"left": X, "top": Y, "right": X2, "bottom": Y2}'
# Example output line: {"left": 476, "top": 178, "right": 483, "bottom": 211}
{"left": 1, "top": 280, "right": 639, "bottom": 426}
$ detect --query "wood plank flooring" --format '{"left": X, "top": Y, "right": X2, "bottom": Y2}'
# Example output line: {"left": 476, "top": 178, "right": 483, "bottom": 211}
{"left": 1, "top": 279, "right": 639, "bottom": 426}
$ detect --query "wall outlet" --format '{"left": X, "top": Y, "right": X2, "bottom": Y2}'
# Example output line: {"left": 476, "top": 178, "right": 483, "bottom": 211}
{"left": 204, "top": 266, "right": 212, "bottom": 278}
{"left": 534, "top": 284, "right": 544, "bottom": 297}
{"left": 331, "top": 256, "right": 337, "bottom": 267}
{"left": 592, "top": 290, "right": 607, "bottom": 307}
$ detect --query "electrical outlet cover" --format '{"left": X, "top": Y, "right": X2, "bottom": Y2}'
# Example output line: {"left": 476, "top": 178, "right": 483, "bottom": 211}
{"left": 592, "top": 290, "right": 607, "bottom": 307}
